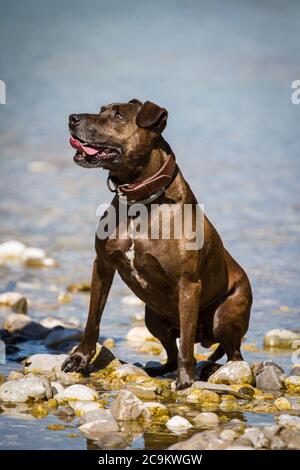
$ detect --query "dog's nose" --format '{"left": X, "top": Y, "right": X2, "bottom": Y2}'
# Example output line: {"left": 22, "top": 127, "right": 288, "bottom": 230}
{"left": 69, "top": 114, "right": 80, "bottom": 126}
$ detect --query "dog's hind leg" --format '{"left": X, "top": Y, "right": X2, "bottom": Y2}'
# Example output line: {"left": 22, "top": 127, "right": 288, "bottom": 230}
{"left": 144, "top": 305, "right": 178, "bottom": 377}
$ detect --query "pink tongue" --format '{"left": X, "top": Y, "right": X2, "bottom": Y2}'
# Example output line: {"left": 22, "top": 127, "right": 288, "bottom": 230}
{"left": 70, "top": 137, "right": 99, "bottom": 156}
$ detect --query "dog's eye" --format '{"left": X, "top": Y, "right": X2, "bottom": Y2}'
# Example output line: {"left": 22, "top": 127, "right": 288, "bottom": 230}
{"left": 112, "top": 109, "right": 122, "bottom": 119}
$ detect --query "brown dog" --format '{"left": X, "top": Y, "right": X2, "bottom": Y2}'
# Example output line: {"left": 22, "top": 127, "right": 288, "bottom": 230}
{"left": 62, "top": 99, "right": 252, "bottom": 390}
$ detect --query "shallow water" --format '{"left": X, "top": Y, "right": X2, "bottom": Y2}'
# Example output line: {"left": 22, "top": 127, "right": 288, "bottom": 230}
{"left": 0, "top": 0, "right": 300, "bottom": 449}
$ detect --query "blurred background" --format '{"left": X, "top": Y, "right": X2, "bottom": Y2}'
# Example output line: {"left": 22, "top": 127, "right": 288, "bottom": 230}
{"left": 0, "top": 0, "right": 300, "bottom": 449}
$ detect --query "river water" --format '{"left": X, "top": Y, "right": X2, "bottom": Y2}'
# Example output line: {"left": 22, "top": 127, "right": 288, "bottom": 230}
{"left": 0, "top": 0, "right": 299, "bottom": 449}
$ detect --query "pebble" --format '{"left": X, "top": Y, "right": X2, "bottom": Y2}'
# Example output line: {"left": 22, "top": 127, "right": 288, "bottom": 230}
{"left": 70, "top": 401, "right": 103, "bottom": 416}
{"left": 284, "top": 375, "right": 300, "bottom": 393}
{"left": 143, "top": 402, "right": 168, "bottom": 418}
{"left": 166, "top": 415, "right": 192, "bottom": 432}
{"left": 31, "top": 403, "right": 49, "bottom": 418}
{"left": 279, "top": 428, "right": 300, "bottom": 449}
{"left": 278, "top": 414, "right": 300, "bottom": 431}
{"left": 0, "top": 375, "right": 52, "bottom": 403}
{"left": 24, "top": 354, "right": 69, "bottom": 378}
{"left": 0, "top": 292, "right": 27, "bottom": 307}
{"left": 242, "top": 428, "right": 269, "bottom": 449}
{"left": 3, "top": 314, "right": 50, "bottom": 339}
{"left": 45, "top": 329, "right": 82, "bottom": 349}
{"left": 79, "top": 410, "right": 119, "bottom": 436}
{"left": 0, "top": 240, "right": 26, "bottom": 261}
{"left": 126, "top": 326, "right": 155, "bottom": 344}
{"left": 220, "top": 430, "right": 237, "bottom": 441}
{"left": 208, "top": 361, "right": 254, "bottom": 385}
{"left": 93, "top": 432, "right": 128, "bottom": 450}
{"left": 113, "top": 363, "right": 149, "bottom": 380}
{"left": 110, "top": 390, "right": 150, "bottom": 421}
{"left": 57, "top": 292, "right": 73, "bottom": 304}
{"left": 274, "top": 397, "right": 292, "bottom": 411}
{"left": 193, "top": 412, "right": 219, "bottom": 428}
{"left": 40, "top": 317, "right": 81, "bottom": 329}
{"left": 20, "top": 247, "right": 50, "bottom": 268}
{"left": 103, "top": 338, "right": 116, "bottom": 349}
{"left": 126, "top": 383, "right": 158, "bottom": 400}
{"left": 55, "top": 384, "right": 98, "bottom": 403}
{"left": 7, "top": 371, "right": 24, "bottom": 381}
{"left": 186, "top": 389, "right": 220, "bottom": 404}
{"left": 264, "top": 329, "right": 300, "bottom": 348}
{"left": 67, "top": 282, "right": 90, "bottom": 293}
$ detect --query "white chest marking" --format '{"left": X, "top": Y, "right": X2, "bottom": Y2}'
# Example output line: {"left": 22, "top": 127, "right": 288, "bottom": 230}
{"left": 125, "top": 220, "right": 147, "bottom": 288}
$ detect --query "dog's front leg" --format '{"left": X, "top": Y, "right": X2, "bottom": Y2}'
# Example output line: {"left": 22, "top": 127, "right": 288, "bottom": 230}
{"left": 62, "top": 258, "right": 115, "bottom": 372}
{"left": 176, "top": 279, "right": 201, "bottom": 390}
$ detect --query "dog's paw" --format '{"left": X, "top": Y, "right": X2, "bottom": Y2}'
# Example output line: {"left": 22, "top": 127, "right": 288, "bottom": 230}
{"left": 61, "top": 352, "right": 89, "bottom": 373}
{"left": 175, "top": 377, "right": 194, "bottom": 390}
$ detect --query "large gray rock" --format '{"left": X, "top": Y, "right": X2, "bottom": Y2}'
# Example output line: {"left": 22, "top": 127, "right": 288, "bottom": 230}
{"left": 0, "top": 375, "right": 52, "bottom": 403}
{"left": 254, "top": 362, "right": 285, "bottom": 391}
{"left": 207, "top": 361, "right": 254, "bottom": 385}
{"left": 110, "top": 390, "right": 150, "bottom": 421}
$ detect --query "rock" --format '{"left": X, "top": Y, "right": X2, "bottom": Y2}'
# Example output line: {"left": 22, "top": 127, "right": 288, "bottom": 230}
{"left": 7, "top": 371, "right": 23, "bottom": 381}
{"left": 0, "top": 240, "right": 26, "bottom": 261}
{"left": 31, "top": 403, "right": 49, "bottom": 418}
{"left": 224, "top": 445, "right": 254, "bottom": 450}
{"left": 113, "top": 363, "right": 149, "bottom": 380}
{"left": 166, "top": 415, "right": 192, "bottom": 432}
{"left": 264, "top": 329, "right": 300, "bottom": 349}
{"left": 289, "top": 365, "right": 300, "bottom": 376}
{"left": 79, "top": 410, "right": 119, "bottom": 437}
{"left": 103, "top": 338, "right": 116, "bottom": 349}
{"left": 57, "top": 292, "right": 73, "bottom": 304}
{"left": 143, "top": 402, "right": 168, "bottom": 418}
{"left": 274, "top": 397, "right": 292, "bottom": 411}
{"left": 52, "top": 364, "right": 80, "bottom": 385}
{"left": 94, "top": 432, "right": 129, "bottom": 450}
{"left": 50, "top": 382, "right": 64, "bottom": 395}
{"left": 285, "top": 376, "right": 300, "bottom": 393}
{"left": 79, "top": 408, "right": 113, "bottom": 425}
{"left": 279, "top": 428, "right": 300, "bottom": 449}
{"left": 251, "top": 360, "right": 284, "bottom": 377}
{"left": 177, "top": 380, "right": 250, "bottom": 399}
{"left": 126, "top": 383, "right": 158, "bottom": 400}
{"left": 224, "top": 418, "right": 248, "bottom": 434}
{"left": 270, "top": 436, "right": 285, "bottom": 450}
{"left": 55, "top": 405, "right": 75, "bottom": 419}
{"left": 110, "top": 390, "right": 150, "bottom": 421}
{"left": 220, "top": 430, "right": 237, "bottom": 442}
{"left": 278, "top": 414, "right": 300, "bottom": 431}
{"left": 0, "top": 375, "right": 52, "bottom": 403}
{"left": 208, "top": 361, "right": 254, "bottom": 386}
{"left": 0, "top": 291, "right": 27, "bottom": 309}
{"left": 3, "top": 313, "right": 32, "bottom": 332}
{"left": 242, "top": 428, "right": 269, "bottom": 449}
{"left": 3, "top": 314, "right": 49, "bottom": 339}
{"left": 193, "top": 412, "right": 219, "bottom": 428}
{"left": 11, "top": 297, "right": 28, "bottom": 314}
{"left": 72, "top": 402, "right": 104, "bottom": 417}
{"left": 40, "top": 317, "right": 80, "bottom": 329}
{"left": 121, "top": 295, "right": 143, "bottom": 306}
{"left": 55, "top": 384, "right": 98, "bottom": 403}
{"left": 255, "top": 364, "right": 285, "bottom": 391}
{"left": 45, "top": 329, "right": 82, "bottom": 349}
{"left": 195, "top": 360, "right": 222, "bottom": 381}
{"left": 20, "top": 247, "right": 47, "bottom": 267}
{"left": 126, "top": 326, "right": 155, "bottom": 344}
{"left": 67, "top": 281, "right": 91, "bottom": 293}
{"left": 168, "top": 432, "right": 208, "bottom": 450}
{"left": 186, "top": 389, "right": 220, "bottom": 404}
{"left": 262, "top": 424, "right": 282, "bottom": 440}
{"left": 24, "top": 354, "right": 68, "bottom": 378}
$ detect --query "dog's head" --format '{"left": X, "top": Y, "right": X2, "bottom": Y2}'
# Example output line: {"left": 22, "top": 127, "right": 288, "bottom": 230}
{"left": 69, "top": 99, "right": 168, "bottom": 177}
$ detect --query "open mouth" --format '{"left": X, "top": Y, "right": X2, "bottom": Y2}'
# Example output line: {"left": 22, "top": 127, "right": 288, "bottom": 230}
{"left": 70, "top": 136, "right": 122, "bottom": 168}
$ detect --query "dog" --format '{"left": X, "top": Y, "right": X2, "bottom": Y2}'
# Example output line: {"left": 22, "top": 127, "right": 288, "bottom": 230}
{"left": 62, "top": 99, "right": 252, "bottom": 390}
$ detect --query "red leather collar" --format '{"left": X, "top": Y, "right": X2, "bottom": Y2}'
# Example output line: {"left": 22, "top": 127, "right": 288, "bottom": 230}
{"left": 107, "top": 154, "right": 177, "bottom": 203}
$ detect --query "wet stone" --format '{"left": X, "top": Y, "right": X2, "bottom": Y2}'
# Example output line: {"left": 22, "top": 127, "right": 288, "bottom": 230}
{"left": 45, "top": 328, "right": 82, "bottom": 349}
{"left": 264, "top": 329, "right": 300, "bottom": 349}
{"left": 110, "top": 390, "right": 150, "bottom": 421}
{"left": 0, "top": 375, "right": 52, "bottom": 403}
{"left": 255, "top": 364, "right": 286, "bottom": 391}
{"left": 207, "top": 361, "right": 254, "bottom": 386}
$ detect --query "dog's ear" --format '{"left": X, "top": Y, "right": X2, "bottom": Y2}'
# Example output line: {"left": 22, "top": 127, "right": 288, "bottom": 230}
{"left": 136, "top": 101, "right": 168, "bottom": 133}
{"left": 129, "top": 98, "right": 142, "bottom": 105}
